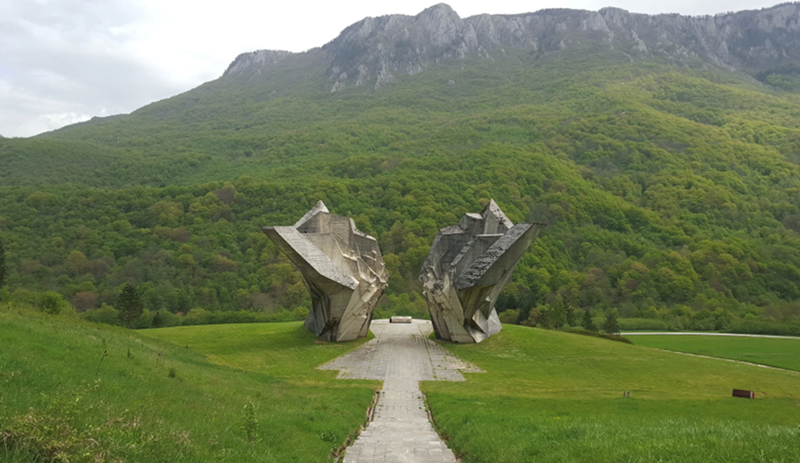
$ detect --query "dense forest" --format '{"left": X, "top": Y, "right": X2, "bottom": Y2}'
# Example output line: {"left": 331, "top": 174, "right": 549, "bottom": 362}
{"left": 1, "top": 47, "right": 800, "bottom": 333}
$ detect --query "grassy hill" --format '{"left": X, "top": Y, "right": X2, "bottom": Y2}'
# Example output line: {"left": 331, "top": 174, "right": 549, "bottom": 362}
{"left": 1, "top": 47, "right": 800, "bottom": 330}
{"left": 0, "top": 305, "right": 377, "bottom": 462}
{"left": 423, "top": 325, "right": 800, "bottom": 462}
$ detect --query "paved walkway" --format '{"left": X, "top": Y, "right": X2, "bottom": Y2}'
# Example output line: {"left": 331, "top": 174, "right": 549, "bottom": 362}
{"left": 319, "top": 319, "right": 481, "bottom": 463}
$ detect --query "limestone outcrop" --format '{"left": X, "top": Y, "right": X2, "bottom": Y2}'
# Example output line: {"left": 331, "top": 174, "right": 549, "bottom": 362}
{"left": 420, "top": 200, "right": 545, "bottom": 343}
{"left": 262, "top": 201, "right": 388, "bottom": 341}
{"left": 223, "top": 3, "right": 800, "bottom": 91}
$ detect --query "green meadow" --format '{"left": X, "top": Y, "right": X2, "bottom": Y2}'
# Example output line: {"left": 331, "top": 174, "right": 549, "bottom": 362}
{"left": 423, "top": 325, "right": 800, "bottom": 463}
{"left": 4, "top": 307, "right": 800, "bottom": 462}
{"left": 626, "top": 334, "right": 800, "bottom": 372}
{"left": 0, "top": 307, "right": 377, "bottom": 463}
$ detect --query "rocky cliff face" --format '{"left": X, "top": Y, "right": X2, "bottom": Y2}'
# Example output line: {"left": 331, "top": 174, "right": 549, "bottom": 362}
{"left": 223, "top": 50, "right": 294, "bottom": 77}
{"left": 223, "top": 2, "right": 800, "bottom": 90}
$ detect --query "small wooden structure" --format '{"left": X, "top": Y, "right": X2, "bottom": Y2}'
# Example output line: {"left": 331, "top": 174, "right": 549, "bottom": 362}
{"left": 732, "top": 389, "right": 755, "bottom": 399}
{"left": 390, "top": 316, "right": 413, "bottom": 324}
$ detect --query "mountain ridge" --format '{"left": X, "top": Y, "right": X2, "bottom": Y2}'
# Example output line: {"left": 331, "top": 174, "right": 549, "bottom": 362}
{"left": 223, "top": 2, "right": 800, "bottom": 91}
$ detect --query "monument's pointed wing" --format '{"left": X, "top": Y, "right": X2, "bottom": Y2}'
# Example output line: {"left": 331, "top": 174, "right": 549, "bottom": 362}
{"left": 262, "top": 226, "right": 358, "bottom": 291}
{"left": 421, "top": 199, "right": 547, "bottom": 343}
{"left": 294, "top": 200, "right": 330, "bottom": 228}
{"left": 262, "top": 201, "right": 388, "bottom": 342}
{"left": 454, "top": 223, "right": 545, "bottom": 290}
{"left": 482, "top": 199, "right": 514, "bottom": 233}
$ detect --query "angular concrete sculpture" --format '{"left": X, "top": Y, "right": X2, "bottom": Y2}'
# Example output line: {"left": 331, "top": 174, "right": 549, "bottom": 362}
{"left": 420, "top": 200, "right": 546, "bottom": 343}
{"left": 262, "top": 201, "right": 388, "bottom": 342}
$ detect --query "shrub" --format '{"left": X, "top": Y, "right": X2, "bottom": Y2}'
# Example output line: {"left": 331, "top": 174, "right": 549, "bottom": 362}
{"left": 9, "top": 289, "right": 43, "bottom": 308}
{"left": 561, "top": 327, "right": 633, "bottom": 344}
{"left": 152, "top": 310, "right": 165, "bottom": 328}
{"left": 618, "top": 318, "right": 668, "bottom": 331}
{"left": 242, "top": 401, "right": 258, "bottom": 442}
{"left": 82, "top": 304, "right": 123, "bottom": 326}
{"left": 727, "top": 319, "right": 800, "bottom": 336}
{"left": 131, "top": 309, "right": 154, "bottom": 329}
{"left": 291, "top": 306, "right": 309, "bottom": 321}
{"left": 498, "top": 309, "right": 520, "bottom": 324}
{"left": 9, "top": 289, "right": 68, "bottom": 315}
{"left": 39, "top": 292, "right": 68, "bottom": 315}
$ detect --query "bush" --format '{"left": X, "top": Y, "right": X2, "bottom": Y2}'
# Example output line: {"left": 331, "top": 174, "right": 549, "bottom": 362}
{"left": 727, "top": 319, "right": 800, "bottom": 336}
{"left": 151, "top": 309, "right": 180, "bottom": 328}
{"left": 242, "top": 401, "right": 258, "bottom": 442}
{"left": 182, "top": 308, "right": 212, "bottom": 325}
{"left": 561, "top": 327, "right": 633, "bottom": 344}
{"left": 9, "top": 289, "right": 68, "bottom": 315}
{"left": 9, "top": 289, "right": 44, "bottom": 308}
{"left": 39, "top": 292, "right": 69, "bottom": 315}
{"left": 131, "top": 309, "right": 154, "bottom": 329}
{"left": 291, "top": 306, "right": 309, "bottom": 321}
{"left": 618, "top": 318, "right": 668, "bottom": 331}
{"left": 498, "top": 309, "right": 520, "bottom": 324}
{"left": 82, "top": 304, "right": 123, "bottom": 326}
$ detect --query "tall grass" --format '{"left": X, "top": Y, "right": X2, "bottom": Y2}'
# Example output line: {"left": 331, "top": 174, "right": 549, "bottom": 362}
{"left": 0, "top": 305, "right": 377, "bottom": 462}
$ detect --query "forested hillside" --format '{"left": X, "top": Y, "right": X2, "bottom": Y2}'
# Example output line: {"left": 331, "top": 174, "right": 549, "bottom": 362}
{"left": 1, "top": 7, "right": 800, "bottom": 332}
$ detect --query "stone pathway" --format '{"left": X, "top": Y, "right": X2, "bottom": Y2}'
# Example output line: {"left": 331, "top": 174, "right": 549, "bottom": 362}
{"left": 319, "top": 319, "right": 482, "bottom": 463}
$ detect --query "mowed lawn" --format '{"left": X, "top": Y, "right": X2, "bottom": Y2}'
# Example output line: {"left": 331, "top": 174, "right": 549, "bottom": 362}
{"left": 0, "top": 309, "right": 377, "bottom": 463}
{"left": 143, "top": 322, "right": 375, "bottom": 382}
{"left": 422, "top": 325, "right": 800, "bottom": 463}
{"left": 625, "top": 334, "right": 800, "bottom": 372}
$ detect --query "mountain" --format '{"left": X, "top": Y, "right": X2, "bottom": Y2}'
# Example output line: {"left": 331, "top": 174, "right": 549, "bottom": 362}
{"left": 1, "top": 3, "right": 800, "bottom": 334}
{"left": 226, "top": 3, "right": 800, "bottom": 91}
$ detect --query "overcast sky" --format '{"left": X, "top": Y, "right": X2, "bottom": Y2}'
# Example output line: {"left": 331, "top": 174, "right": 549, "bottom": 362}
{"left": 0, "top": 0, "right": 783, "bottom": 138}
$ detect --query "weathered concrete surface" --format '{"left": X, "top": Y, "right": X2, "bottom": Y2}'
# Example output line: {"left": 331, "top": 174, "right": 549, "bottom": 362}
{"left": 420, "top": 199, "right": 545, "bottom": 343}
{"left": 262, "top": 201, "right": 388, "bottom": 341}
{"left": 320, "top": 319, "right": 481, "bottom": 463}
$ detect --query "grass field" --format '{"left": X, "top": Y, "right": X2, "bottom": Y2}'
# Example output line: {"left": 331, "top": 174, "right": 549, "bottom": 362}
{"left": 0, "top": 307, "right": 377, "bottom": 462}
{"left": 5, "top": 309, "right": 800, "bottom": 463}
{"left": 423, "top": 325, "right": 800, "bottom": 463}
{"left": 625, "top": 334, "right": 800, "bottom": 372}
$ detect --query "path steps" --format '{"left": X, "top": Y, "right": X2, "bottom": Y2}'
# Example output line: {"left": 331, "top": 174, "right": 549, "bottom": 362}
{"left": 319, "top": 319, "right": 481, "bottom": 463}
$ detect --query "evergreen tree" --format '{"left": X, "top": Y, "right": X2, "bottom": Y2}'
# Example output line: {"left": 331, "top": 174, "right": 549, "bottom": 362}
{"left": 565, "top": 303, "right": 576, "bottom": 327}
{"left": 603, "top": 309, "right": 620, "bottom": 334}
{"left": 550, "top": 296, "right": 567, "bottom": 329}
{"left": 582, "top": 309, "right": 597, "bottom": 332}
{"left": 118, "top": 282, "right": 143, "bottom": 329}
{"left": 0, "top": 239, "right": 6, "bottom": 289}
{"left": 151, "top": 310, "right": 164, "bottom": 328}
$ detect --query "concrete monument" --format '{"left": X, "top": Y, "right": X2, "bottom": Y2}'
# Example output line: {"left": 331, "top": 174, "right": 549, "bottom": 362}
{"left": 262, "top": 201, "right": 388, "bottom": 341}
{"left": 420, "top": 200, "right": 546, "bottom": 343}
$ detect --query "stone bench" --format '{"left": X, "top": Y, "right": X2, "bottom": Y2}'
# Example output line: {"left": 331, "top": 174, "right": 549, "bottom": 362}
{"left": 390, "top": 316, "right": 413, "bottom": 324}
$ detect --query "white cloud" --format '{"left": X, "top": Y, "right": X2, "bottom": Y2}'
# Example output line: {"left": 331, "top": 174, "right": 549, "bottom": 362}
{"left": 0, "top": 0, "right": 787, "bottom": 138}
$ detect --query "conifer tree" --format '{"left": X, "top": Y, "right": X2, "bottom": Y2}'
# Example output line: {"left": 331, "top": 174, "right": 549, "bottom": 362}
{"left": 151, "top": 311, "right": 164, "bottom": 328}
{"left": 603, "top": 309, "right": 620, "bottom": 334}
{"left": 565, "top": 303, "right": 576, "bottom": 327}
{"left": 0, "top": 239, "right": 6, "bottom": 289}
{"left": 118, "top": 282, "right": 143, "bottom": 329}
{"left": 582, "top": 309, "right": 597, "bottom": 332}
{"left": 550, "top": 296, "right": 567, "bottom": 329}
